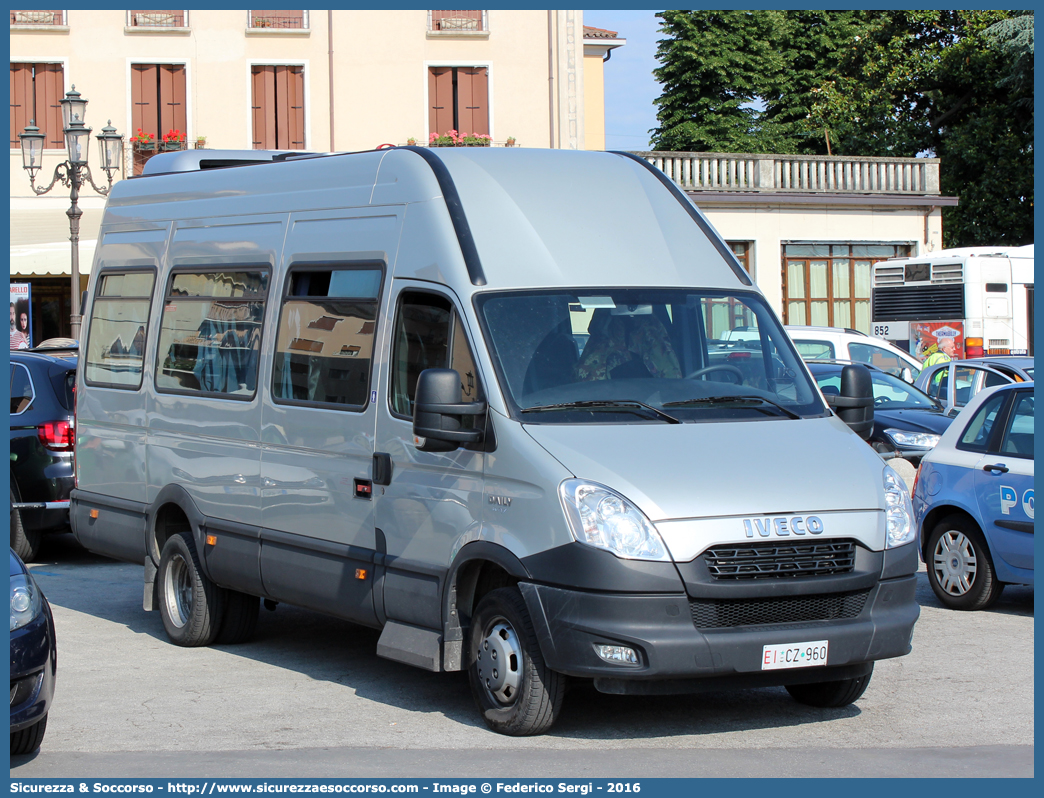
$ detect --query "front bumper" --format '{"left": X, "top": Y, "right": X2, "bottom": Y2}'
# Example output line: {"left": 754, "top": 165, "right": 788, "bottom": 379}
{"left": 519, "top": 573, "right": 919, "bottom": 689}
{"left": 10, "top": 598, "right": 57, "bottom": 732}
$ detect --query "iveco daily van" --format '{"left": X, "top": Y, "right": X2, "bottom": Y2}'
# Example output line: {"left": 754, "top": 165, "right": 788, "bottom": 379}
{"left": 72, "top": 147, "right": 919, "bottom": 735}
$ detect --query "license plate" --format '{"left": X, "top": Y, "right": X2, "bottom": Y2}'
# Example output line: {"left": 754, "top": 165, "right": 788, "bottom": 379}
{"left": 762, "top": 640, "right": 829, "bottom": 670}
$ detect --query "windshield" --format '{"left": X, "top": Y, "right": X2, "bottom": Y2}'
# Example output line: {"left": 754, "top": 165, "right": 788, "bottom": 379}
{"left": 815, "top": 368, "right": 939, "bottom": 410}
{"left": 476, "top": 289, "right": 825, "bottom": 423}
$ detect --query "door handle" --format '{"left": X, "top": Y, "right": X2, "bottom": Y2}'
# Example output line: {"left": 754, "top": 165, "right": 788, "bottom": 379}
{"left": 373, "top": 452, "right": 393, "bottom": 486}
{"left": 982, "top": 463, "right": 1009, "bottom": 473}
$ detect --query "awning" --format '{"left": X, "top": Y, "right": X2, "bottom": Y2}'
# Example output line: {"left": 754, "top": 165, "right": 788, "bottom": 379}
{"left": 10, "top": 239, "right": 98, "bottom": 278}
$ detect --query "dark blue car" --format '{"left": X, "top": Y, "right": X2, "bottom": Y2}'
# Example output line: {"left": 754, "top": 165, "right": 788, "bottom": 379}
{"left": 10, "top": 547, "right": 56, "bottom": 754}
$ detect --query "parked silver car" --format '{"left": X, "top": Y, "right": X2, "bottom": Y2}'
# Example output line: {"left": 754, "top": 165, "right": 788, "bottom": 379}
{"left": 914, "top": 357, "right": 1033, "bottom": 415}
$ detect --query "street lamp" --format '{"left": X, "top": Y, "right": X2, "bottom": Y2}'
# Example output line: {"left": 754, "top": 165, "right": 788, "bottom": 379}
{"left": 18, "top": 85, "right": 123, "bottom": 341}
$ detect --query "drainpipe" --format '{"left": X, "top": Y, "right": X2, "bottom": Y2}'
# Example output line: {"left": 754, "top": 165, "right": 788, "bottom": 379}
{"left": 547, "top": 10, "right": 555, "bottom": 148}
{"left": 328, "top": 10, "right": 335, "bottom": 151}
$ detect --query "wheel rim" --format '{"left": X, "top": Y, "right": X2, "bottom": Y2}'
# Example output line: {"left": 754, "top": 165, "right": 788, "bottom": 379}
{"left": 163, "top": 552, "right": 193, "bottom": 628}
{"left": 476, "top": 616, "right": 523, "bottom": 706}
{"left": 933, "top": 530, "right": 977, "bottom": 596}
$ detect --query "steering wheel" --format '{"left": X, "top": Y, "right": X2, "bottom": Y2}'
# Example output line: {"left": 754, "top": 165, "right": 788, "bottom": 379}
{"left": 874, "top": 396, "right": 891, "bottom": 407}
{"left": 685, "top": 364, "right": 745, "bottom": 382}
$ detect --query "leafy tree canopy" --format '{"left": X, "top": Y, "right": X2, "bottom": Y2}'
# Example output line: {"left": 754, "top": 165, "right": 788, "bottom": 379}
{"left": 651, "top": 10, "right": 1034, "bottom": 246}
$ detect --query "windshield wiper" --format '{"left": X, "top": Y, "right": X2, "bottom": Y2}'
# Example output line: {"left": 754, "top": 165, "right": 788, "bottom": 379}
{"left": 662, "top": 395, "right": 802, "bottom": 419}
{"left": 520, "top": 400, "right": 681, "bottom": 424}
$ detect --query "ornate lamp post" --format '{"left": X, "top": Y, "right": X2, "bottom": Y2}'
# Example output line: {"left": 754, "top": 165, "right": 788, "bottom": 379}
{"left": 18, "top": 86, "right": 124, "bottom": 340}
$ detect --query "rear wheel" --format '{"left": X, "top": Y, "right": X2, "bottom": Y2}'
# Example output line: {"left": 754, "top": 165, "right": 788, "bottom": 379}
{"left": 157, "top": 532, "right": 224, "bottom": 646}
{"left": 10, "top": 488, "right": 42, "bottom": 563}
{"left": 10, "top": 715, "right": 47, "bottom": 755}
{"left": 786, "top": 665, "right": 873, "bottom": 708}
{"left": 467, "top": 587, "right": 564, "bottom": 736}
{"left": 926, "top": 517, "right": 1003, "bottom": 610}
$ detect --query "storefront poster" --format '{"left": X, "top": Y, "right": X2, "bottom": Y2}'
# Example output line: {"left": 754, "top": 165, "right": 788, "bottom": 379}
{"left": 911, "top": 321, "right": 964, "bottom": 360}
{"left": 10, "top": 283, "right": 32, "bottom": 350}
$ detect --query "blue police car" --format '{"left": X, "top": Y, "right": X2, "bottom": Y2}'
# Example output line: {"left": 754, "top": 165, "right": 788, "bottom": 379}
{"left": 10, "top": 547, "right": 56, "bottom": 754}
{"left": 913, "top": 382, "right": 1034, "bottom": 610}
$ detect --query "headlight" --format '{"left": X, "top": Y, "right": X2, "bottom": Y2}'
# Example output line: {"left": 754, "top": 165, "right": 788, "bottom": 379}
{"left": 10, "top": 573, "right": 43, "bottom": 632}
{"left": 885, "top": 429, "right": 941, "bottom": 449}
{"left": 559, "top": 479, "right": 671, "bottom": 561}
{"left": 883, "top": 465, "right": 915, "bottom": 548}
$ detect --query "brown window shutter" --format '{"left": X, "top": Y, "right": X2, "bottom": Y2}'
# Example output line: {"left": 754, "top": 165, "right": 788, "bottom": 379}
{"left": 252, "top": 66, "right": 276, "bottom": 149}
{"left": 132, "top": 64, "right": 159, "bottom": 140}
{"left": 159, "top": 64, "right": 187, "bottom": 134}
{"left": 457, "top": 67, "right": 489, "bottom": 137}
{"left": 428, "top": 67, "right": 453, "bottom": 136}
{"left": 288, "top": 66, "right": 304, "bottom": 149}
{"left": 40, "top": 63, "right": 64, "bottom": 148}
{"left": 10, "top": 64, "right": 32, "bottom": 148}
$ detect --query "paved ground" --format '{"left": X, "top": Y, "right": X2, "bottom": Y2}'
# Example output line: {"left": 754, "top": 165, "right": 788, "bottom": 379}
{"left": 11, "top": 533, "right": 1034, "bottom": 778}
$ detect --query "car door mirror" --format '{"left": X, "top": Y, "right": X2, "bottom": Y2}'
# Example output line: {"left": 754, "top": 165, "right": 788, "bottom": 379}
{"left": 413, "top": 368, "right": 487, "bottom": 452}
{"left": 821, "top": 364, "right": 874, "bottom": 439}
{"left": 900, "top": 367, "right": 914, "bottom": 384}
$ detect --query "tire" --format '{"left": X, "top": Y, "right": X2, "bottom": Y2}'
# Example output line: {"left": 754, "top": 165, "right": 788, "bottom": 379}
{"left": 157, "top": 532, "right": 224, "bottom": 646}
{"left": 926, "top": 516, "right": 1003, "bottom": 611}
{"left": 786, "top": 664, "right": 873, "bottom": 708}
{"left": 11, "top": 715, "right": 47, "bottom": 755}
{"left": 466, "top": 587, "right": 565, "bottom": 736}
{"left": 11, "top": 488, "right": 42, "bottom": 563}
{"left": 215, "top": 590, "right": 259, "bottom": 645}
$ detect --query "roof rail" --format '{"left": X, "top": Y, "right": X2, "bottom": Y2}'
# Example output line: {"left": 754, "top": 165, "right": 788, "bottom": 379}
{"left": 137, "top": 149, "right": 323, "bottom": 177}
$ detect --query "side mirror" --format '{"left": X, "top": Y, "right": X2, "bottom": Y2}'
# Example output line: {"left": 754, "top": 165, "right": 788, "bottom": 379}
{"left": 413, "top": 368, "right": 487, "bottom": 453}
{"left": 900, "top": 367, "right": 914, "bottom": 384}
{"left": 822, "top": 364, "right": 874, "bottom": 439}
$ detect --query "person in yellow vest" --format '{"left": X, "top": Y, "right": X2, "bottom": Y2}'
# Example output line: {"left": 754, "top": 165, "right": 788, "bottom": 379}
{"left": 922, "top": 336, "right": 956, "bottom": 369}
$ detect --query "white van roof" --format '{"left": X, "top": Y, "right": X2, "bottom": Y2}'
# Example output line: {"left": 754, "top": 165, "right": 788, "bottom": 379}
{"left": 105, "top": 147, "right": 748, "bottom": 294}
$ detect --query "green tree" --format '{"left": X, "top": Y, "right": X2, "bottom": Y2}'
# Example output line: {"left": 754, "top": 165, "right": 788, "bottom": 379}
{"left": 810, "top": 10, "right": 1033, "bottom": 246}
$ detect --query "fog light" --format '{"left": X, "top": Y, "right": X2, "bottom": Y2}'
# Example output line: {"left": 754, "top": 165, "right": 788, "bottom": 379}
{"left": 595, "top": 644, "right": 638, "bottom": 665}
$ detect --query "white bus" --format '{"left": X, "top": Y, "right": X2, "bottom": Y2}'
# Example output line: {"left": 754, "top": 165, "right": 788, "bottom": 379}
{"left": 871, "top": 245, "right": 1033, "bottom": 358}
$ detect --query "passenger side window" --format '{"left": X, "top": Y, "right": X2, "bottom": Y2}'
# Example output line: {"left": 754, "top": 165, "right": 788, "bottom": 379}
{"left": 926, "top": 367, "right": 949, "bottom": 401}
{"left": 957, "top": 392, "right": 1007, "bottom": 453}
{"left": 793, "top": 340, "right": 835, "bottom": 360}
{"left": 271, "top": 266, "right": 383, "bottom": 409}
{"left": 155, "top": 270, "right": 268, "bottom": 398}
{"left": 849, "top": 343, "right": 908, "bottom": 377}
{"left": 390, "top": 292, "right": 480, "bottom": 418}
{"left": 10, "top": 364, "right": 34, "bottom": 414}
{"left": 84, "top": 271, "right": 156, "bottom": 388}
{"left": 1000, "top": 392, "right": 1034, "bottom": 458}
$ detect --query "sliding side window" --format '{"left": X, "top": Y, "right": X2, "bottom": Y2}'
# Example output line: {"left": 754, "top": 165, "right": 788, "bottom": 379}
{"left": 84, "top": 271, "right": 156, "bottom": 389}
{"left": 155, "top": 270, "right": 268, "bottom": 398}
{"left": 272, "top": 266, "right": 383, "bottom": 409}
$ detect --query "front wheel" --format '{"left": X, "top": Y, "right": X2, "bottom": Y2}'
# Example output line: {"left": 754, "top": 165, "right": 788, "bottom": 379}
{"left": 11, "top": 715, "right": 47, "bottom": 755}
{"left": 926, "top": 517, "right": 1003, "bottom": 610}
{"left": 11, "top": 488, "right": 42, "bottom": 562}
{"left": 467, "top": 587, "right": 565, "bottom": 736}
{"left": 786, "top": 665, "right": 873, "bottom": 708}
{"left": 157, "top": 532, "right": 224, "bottom": 646}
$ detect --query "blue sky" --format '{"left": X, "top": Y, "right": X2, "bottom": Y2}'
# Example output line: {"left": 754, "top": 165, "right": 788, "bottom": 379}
{"left": 585, "top": 9, "right": 664, "bottom": 151}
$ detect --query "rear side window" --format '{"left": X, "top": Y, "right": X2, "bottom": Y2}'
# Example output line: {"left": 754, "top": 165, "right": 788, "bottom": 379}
{"left": 155, "top": 270, "right": 269, "bottom": 398}
{"left": 49, "top": 366, "right": 76, "bottom": 412}
{"left": 10, "top": 364, "right": 34, "bottom": 414}
{"left": 1000, "top": 392, "right": 1034, "bottom": 458}
{"left": 957, "top": 392, "right": 1007, "bottom": 452}
{"left": 849, "top": 342, "right": 917, "bottom": 379}
{"left": 793, "top": 340, "right": 834, "bottom": 360}
{"left": 84, "top": 271, "right": 156, "bottom": 388}
{"left": 271, "top": 266, "right": 383, "bottom": 410}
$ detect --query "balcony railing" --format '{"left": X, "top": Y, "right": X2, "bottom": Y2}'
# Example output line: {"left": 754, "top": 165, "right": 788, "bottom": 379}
{"left": 428, "top": 9, "right": 486, "bottom": 32}
{"left": 10, "top": 9, "right": 64, "bottom": 25}
{"left": 632, "top": 152, "right": 942, "bottom": 194}
{"left": 129, "top": 10, "right": 185, "bottom": 28}
{"left": 249, "top": 10, "right": 306, "bottom": 29}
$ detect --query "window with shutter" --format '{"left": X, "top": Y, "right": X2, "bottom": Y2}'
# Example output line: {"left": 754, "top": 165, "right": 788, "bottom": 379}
{"left": 251, "top": 65, "right": 305, "bottom": 149}
{"left": 10, "top": 62, "right": 64, "bottom": 149}
{"left": 131, "top": 63, "right": 187, "bottom": 174}
{"left": 427, "top": 66, "right": 488, "bottom": 139}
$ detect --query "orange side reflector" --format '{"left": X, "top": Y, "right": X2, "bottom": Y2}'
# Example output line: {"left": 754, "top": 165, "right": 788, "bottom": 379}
{"left": 89, "top": 509, "right": 99, "bottom": 519}
{"left": 206, "top": 534, "right": 217, "bottom": 546}
{"left": 355, "top": 568, "right": 368, "bottom": 580}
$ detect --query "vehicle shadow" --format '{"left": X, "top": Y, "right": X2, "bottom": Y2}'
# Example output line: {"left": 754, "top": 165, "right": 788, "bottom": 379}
{"left": 914, "top": 567, "right": 1034, "bottom": 617}
{"left": 33, "top": 537, "right": 862, "bottom": 740}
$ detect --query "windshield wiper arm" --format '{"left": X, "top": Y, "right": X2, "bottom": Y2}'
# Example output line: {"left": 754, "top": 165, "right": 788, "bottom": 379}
{"left": 520, "top": 400, "right": 681, "bottom": 424}
{"left": 663, "top": 395, "right": 802, "bottom": 419}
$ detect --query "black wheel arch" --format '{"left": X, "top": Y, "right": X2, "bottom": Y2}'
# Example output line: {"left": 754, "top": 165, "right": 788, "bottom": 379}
{"left": 920, "top": 505, "right": 982, "bottom": 561}
{"left": 147, "top": 484, "right": 208, "bottom": 570}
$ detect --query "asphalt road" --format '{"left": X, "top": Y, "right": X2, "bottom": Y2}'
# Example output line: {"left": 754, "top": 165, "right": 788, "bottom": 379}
{"left": 11, "top": 533, "right": 1034, "bottom": 778}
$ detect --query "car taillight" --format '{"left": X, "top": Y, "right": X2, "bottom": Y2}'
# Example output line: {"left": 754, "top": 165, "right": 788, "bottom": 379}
{"left": 38, "top": 420, "right": 75, "bottom": 451}
{"left": 965, "top": 337, "right": 984, "bottom": 358}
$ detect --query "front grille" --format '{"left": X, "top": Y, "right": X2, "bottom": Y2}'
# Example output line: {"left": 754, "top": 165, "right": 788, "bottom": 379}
{"left": 873, "top": 285, "right": 964, "bottom": 321}
{"left": 690, "top": 589, "right": 871, "bottom": 629}
{"left": 704, "top": 540, "right": 857, "bottom": 580}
